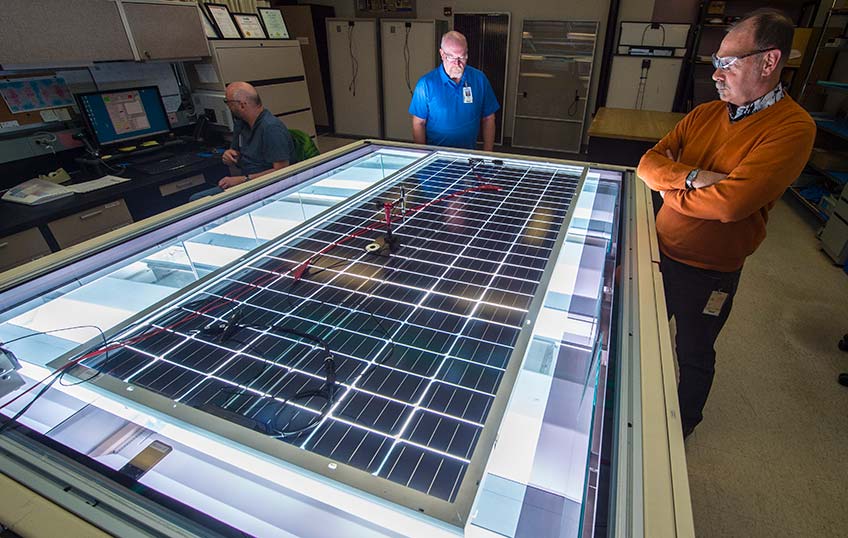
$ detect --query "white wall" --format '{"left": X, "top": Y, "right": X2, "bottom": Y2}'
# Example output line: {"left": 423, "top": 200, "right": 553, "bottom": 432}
{"left": 307, "top": 0, "right": 661, "bottom": 145}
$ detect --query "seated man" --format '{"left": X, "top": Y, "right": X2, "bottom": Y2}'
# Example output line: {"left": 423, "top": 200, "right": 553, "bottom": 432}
{"left": 193, "top": 81, "right": 295, "bottom": 199}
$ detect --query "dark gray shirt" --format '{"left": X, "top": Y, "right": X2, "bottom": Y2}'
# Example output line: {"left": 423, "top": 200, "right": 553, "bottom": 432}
{"left": 231, "top": 109, "right": 294, "bottom": 175}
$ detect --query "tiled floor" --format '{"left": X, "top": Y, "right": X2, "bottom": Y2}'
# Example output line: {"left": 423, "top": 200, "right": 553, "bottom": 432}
{"left": 683, "top": 196, "right": 848, "bottom": 537}
{"left": 316, "top": 135, "right": 848, "bottom": 536}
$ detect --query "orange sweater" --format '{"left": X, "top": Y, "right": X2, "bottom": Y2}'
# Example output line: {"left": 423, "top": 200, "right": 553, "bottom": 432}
{"left": 637, "top": 96, "right": 815, "bottom": 272}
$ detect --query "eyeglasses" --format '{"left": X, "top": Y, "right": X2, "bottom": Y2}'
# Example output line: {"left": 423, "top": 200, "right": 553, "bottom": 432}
{"left": 443, "top": 52, "right": 468, "bottom": 63}
{"left": 711, "top": 48, "right": 775, "bottom": 70}
{"left": 223, "top": 99, "right": 244, "bottom": 105}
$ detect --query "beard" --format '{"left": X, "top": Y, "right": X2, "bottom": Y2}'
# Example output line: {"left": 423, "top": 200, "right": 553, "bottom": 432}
{"left": 447, "top": 64, "right": 465, "bottom": 79}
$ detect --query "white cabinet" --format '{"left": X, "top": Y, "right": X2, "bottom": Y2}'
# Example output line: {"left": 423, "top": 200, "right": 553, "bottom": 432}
{"left": 188, "top": 40, "right": 316, "bottom": 137}
{"left": 0, "top": 0, "right": 208, "bottom": 68}
{"left": 0, "top": 0, "right": 134, "bottom": 67}
{"left": 122, "top": 1, "right": 209, "bottom": 60}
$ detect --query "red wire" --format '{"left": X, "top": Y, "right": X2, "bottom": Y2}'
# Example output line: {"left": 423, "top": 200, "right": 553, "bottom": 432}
{"left": 1, "top": 177, "right": 502, "bottom": 413}
{"left": 294, "top": 181, "right": 501, "bottom": 280}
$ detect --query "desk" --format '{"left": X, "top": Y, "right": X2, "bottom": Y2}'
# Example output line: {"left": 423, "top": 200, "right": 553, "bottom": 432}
{"left": 0, "top": 146, "right": 227, "bottom": 270}
{"left": 587, "top": 107, "right": 685, "bottom": 166}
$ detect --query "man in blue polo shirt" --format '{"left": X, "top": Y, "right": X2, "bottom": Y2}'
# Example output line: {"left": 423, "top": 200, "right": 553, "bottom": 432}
{"left": 409, "top": 31, "right": 499, "bottom": 151}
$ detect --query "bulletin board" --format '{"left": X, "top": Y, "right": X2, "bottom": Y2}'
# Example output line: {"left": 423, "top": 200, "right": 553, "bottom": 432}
{"left": 0, "top": 72, "right": 76, "bottom": 130}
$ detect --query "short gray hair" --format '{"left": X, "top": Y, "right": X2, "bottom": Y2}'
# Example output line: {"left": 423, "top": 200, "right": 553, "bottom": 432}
{"left": 440, "top": 30, "right": 467, "bottom": 50}
{"left": 734, "top": 8, "right": 794, "bottom": 66}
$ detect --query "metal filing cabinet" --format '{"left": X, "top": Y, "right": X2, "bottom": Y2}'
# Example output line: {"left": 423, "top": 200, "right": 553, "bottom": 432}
{"left": 187, "top": 40, "right": 316, "bottom": 138}
{"left": 380, "top": 19, "right": 446, "bottom": 141}
{"left": 326, "top": 19, "right": 382, "bottom": 138}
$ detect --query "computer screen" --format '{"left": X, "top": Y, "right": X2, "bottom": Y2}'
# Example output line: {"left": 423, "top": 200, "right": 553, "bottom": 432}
{"left": 77, "top": 86, "right": 171, "bottom": 147}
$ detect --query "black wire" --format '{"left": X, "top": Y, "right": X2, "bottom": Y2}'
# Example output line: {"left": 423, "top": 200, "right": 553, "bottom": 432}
{"left": 348, "top": 24, "right": 359, "bottom": 96}
{"left": 640, "top": 23, "right": 666, "bottom": 47}
{"left": 568, "top": 89, "right": 579, "bottom": 117}
{"left": 201, "top": 261, "right": 399, "bottom": 439}
{"left": 0, "top": 375, "right": 59, "bottom": 435}
{"left": 0, "top": 324, "right": 111, "bottom": 435}
{"left": 404, "top": 25, "right": 413, "bottom": 94}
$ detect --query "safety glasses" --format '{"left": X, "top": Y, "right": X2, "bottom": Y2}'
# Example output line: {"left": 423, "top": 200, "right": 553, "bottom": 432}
{"left": 442, "top": 52, "right": 468, "bottom": 63}
{"left": 711, "top": 48, "right": 775, "bottom": 70}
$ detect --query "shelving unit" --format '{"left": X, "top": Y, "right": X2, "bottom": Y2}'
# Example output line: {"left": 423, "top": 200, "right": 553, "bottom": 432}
{"left": 796, "top": 1, "right": 848, "bottom": 221}
{"left": 676, "top": 0, "right": 818, "bottom": 111}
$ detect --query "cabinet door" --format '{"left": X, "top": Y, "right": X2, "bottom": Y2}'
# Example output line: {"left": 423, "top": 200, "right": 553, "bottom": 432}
{"left": 48, "top": 199, "right": 134, "bottom": 249}
{"left": 0, "top": 0, "right": 133, "bottom": 67}
{"left": 123, "top": 2, "right": 209, "bottom": 60}
{"left": 0, "top": 228, "right": 52, "bottom": 273}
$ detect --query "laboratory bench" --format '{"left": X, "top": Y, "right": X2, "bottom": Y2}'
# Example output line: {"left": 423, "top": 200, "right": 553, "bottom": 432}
{"left": 0, "top": 142, "right": 228, "bottom": 271}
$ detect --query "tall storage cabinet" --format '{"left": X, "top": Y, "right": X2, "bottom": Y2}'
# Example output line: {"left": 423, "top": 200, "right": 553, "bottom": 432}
{"left": 512, "top": 20, "right": 598, "bottom": 153}
{"left": 187, "top": 40, "right": 316, "bottom": 138}
{"left": 380, "top": 20, "right": 446, "bottom": 141}
{"left": 327, "top": 19, "right": 382, "bottom": 138}
{"left": 277, "top": 4, "right": 335, "bottom": 133}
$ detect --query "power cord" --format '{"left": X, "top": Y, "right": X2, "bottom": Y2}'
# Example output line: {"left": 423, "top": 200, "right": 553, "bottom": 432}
{"left": 348, "top": 22, "right": 359, "bottom": 96}
{"left": 635, "top": 59, "right": 651, "bottom": 109}
{"left": 0, "top": 325, "right": 110, "bottom": 435}
{"left": 404, "top": 23, "right": 413, "bottom": 94}
{"left": 640, "top": 23, "right": 666, "bottom": 47}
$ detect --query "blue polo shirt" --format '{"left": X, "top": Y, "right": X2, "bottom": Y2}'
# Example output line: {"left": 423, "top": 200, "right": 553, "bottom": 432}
{"left": 408, "top": 65, "right": 500, "bottom": 149}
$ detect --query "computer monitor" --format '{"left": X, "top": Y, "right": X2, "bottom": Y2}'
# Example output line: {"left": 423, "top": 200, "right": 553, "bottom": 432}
{"left": 76, "top": 86, "right": 171, "bottom": 147}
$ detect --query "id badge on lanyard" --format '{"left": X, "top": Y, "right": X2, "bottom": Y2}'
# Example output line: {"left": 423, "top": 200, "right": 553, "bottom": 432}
{"left": 463, "top": 83, "right": 473, "bottom": 104}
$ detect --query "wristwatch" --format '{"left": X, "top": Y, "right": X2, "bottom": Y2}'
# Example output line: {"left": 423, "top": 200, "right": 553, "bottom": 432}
{"left": 685, "top": 168, "right": 699, "bottom": 190}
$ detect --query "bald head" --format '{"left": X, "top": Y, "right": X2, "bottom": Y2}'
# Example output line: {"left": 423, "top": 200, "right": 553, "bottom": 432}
{"left": 441, "top": 30, "right": 467, "bottom": 50}
{"left": 225, "top": 81, "right": 263, "bottom": 125}
{"left": 226, "top": 81, "right": 262, "bottom": 106}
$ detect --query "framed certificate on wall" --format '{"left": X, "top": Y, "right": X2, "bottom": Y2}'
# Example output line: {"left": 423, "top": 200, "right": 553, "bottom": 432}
{"left": 233, "top": 13, "right": 267, "bottom": 39}
{"left": 258, "top": 8, "right": 290, "bottom": 39}
{"left": 205, "top": 3, "right": 240, "bottom": 39}
{"left": 199, "top": 7, "right": 220, "bottom": 39}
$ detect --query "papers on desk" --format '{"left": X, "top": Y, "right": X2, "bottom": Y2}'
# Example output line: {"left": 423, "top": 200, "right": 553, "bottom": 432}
{"left": 2, "top": 176, "right": 129, "bottom": 205}
{"left": 66, "top": 175, "right": 130, "bottom": 193}
{"left": 2, "top": 178, "right": 73, "bottom": 205}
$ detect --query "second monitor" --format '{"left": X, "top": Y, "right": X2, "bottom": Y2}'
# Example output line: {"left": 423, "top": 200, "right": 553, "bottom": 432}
{"left": 77, "top": 86, "right": 171, "bottom": 148}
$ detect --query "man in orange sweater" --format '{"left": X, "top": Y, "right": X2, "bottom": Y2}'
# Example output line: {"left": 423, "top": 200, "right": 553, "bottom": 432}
{"left": 637, "top": 9, "right": 815, "bottom": 438}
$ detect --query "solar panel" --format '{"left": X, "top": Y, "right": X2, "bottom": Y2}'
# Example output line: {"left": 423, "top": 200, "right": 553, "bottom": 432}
{"left": 68, "top": 153, "right": 585, "bottom": 523}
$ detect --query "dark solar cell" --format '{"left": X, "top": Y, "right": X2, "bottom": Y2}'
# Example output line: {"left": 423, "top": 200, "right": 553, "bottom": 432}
{"left": 80, "top": 155, "right": 578, "bottom": 505}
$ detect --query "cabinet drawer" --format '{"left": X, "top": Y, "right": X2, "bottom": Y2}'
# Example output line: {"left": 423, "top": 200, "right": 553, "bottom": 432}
{"left": 278, "top": 109, "right": 317, "bottom": 137}
{"left": 258, "top": 81, "right": 311, "bottom": 116}
{"left": 48, "top": 199, "right": 134, "bottom": 249}
{"left": 0, "top": 227, "right": 52, "bottom": 273}
{"left": 215, "top": 43, "right": 305, "bottom": 82}
{"left": 159, "top": 174, "right": 206, "bottom": 197}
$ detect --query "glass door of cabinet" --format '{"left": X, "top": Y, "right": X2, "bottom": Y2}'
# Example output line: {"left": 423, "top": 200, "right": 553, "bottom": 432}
{"left": 512, "top": 21, "right": 598, "bottom": 153}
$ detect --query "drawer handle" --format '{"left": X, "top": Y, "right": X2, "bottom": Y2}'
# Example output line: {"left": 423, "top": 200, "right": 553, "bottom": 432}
{"left": 0, "top": 242, "right": 7, "bottom": 249}
{"left": 79, "top": 210, "right": 103, "bottom": 220}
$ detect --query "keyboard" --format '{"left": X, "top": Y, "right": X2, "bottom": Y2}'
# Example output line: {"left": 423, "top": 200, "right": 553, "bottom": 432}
{"left": 132, "top": 153, "right": 206, "bottom": 175}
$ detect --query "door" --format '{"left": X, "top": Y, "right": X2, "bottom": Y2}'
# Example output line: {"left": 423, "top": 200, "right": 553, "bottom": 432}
{"left": 453, "top": 13, "right": 510, "bottom": 146}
